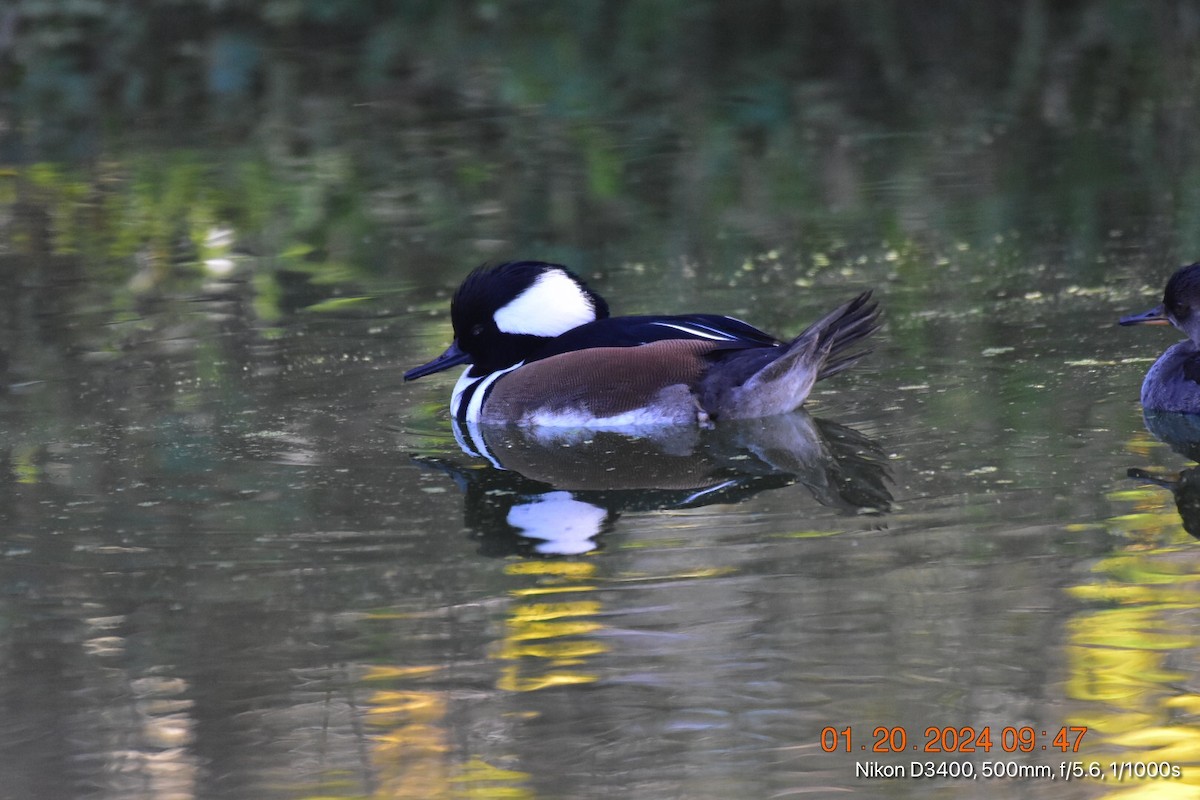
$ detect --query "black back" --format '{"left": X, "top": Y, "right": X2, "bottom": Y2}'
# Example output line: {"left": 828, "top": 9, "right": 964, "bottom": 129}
{"left": 528, "top": 314, "right": 782, "bottom": 363}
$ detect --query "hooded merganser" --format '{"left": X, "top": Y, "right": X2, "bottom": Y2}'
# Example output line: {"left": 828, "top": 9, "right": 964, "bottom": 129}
{"left": 1121, "top": 263, "right": 1200, "bottom": 413}
{"left": 404, "top": 260, "right": 879, "bottom": 427}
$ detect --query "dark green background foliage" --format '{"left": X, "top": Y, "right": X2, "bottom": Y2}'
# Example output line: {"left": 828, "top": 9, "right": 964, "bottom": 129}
{"left": 2, "top": 1, "right": 1199, "bottom": 286}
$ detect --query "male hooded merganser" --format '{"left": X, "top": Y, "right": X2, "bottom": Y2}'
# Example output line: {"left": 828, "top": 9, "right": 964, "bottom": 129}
{"left": 1121, "top": 262, "right": 1200, "bottom": 413}
{"left": 404, "top": 260, "right": 879, "bottom": 426}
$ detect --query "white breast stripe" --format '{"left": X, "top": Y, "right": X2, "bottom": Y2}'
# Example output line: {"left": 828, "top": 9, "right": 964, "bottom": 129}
{"left": 649, "top": 321, "right": 737, "bottom": 341}
{"left": 464, "top": 361, "right": 524, "bottom": 423}
{"left": 450, "top": 368, "right": 480, "bottom": 419}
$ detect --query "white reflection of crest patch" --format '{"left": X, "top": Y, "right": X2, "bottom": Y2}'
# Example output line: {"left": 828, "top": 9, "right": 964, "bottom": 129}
{"left": 507, "top": 492, "right": 605, "bottom": 555}
{"left": 493, "top": 269, "right": 597, "bottom": 337}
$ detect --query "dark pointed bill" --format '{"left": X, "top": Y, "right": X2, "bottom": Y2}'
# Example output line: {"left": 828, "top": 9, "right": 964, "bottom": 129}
{"left": 404, "top": 340, "right": 471, "bottom": 381}
{"left": 1119, "top": 305, "right": 1169, "bottom": 326}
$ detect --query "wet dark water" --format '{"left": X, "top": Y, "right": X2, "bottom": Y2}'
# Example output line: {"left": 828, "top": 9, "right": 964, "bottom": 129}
{"left": 6, "top": 4, "right": 1200, "bottom": 798}
{"left": 0, "top": 262, "right": 1197, "bottom": 800}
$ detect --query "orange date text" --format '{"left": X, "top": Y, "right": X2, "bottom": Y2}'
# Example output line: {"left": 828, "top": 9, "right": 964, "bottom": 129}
{"left": 820, "top": 725, "right": 1088, "bottom": 754}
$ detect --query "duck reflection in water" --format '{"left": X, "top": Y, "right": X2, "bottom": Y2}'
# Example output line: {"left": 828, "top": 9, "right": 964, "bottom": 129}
{"left": 1128, "top": 463, "right": 1200, "bottom": 540}
{"left": 1128, "top": 410, "right": 1200, "bottom": 539}
{"left": 418, "top": 411, "right": 892, "bottom": 557}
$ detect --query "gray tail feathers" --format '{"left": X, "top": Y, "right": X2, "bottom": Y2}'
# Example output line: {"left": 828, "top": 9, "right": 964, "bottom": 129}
{"left": 699, "top": 291, "right": 880, "bottom": 419}
{"left": 798, "top": 291, "right": 880, "bottom": 382}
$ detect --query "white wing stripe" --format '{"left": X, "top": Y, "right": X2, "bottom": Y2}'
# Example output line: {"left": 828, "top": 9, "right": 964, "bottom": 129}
{"left": 649, "top": 321, "right": 738, "bottom": 341}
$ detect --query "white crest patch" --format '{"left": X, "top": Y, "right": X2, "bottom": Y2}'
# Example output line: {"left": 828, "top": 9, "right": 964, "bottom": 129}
{"left": 493, "top": 269, "right": 597, "bottom": 337}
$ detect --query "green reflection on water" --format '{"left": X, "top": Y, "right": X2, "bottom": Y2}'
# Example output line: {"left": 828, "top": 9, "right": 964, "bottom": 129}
{"left": 7, "top": 2, "right": 1200, "bottom": 297}
{"left": 8, "top": 5, "right": 1200, "bottom": 799}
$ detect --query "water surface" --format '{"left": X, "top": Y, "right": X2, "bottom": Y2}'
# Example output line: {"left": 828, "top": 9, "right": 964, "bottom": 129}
{"left": 5, "top": 4, "right": 1200, "bottom": 798}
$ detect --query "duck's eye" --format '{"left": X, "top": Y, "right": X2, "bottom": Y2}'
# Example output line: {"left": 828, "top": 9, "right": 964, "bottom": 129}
{"left": 470, "top": 323, "right": 485, "bottom": 337}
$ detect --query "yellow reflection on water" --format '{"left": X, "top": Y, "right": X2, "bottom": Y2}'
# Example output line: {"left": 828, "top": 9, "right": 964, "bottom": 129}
{"left": 357, "top": 678, "right": 535, "bottom": 799}
{"left": 362, "top": 688, "right": 453, "bottom": 798}
{"left": 496, "top": 560, "right": 605, "bottom": 693}
{"left": 1063, "top": 476, "right": 1200, "bottom": 797}
{"left": 351, "top": 551, "right": 738, "bottom": 796}
{"left": 448, "top": 757, "right": 535, "bottom": 799}
{"left": 344, "top": 559, "right": 609, "bottom": 797}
